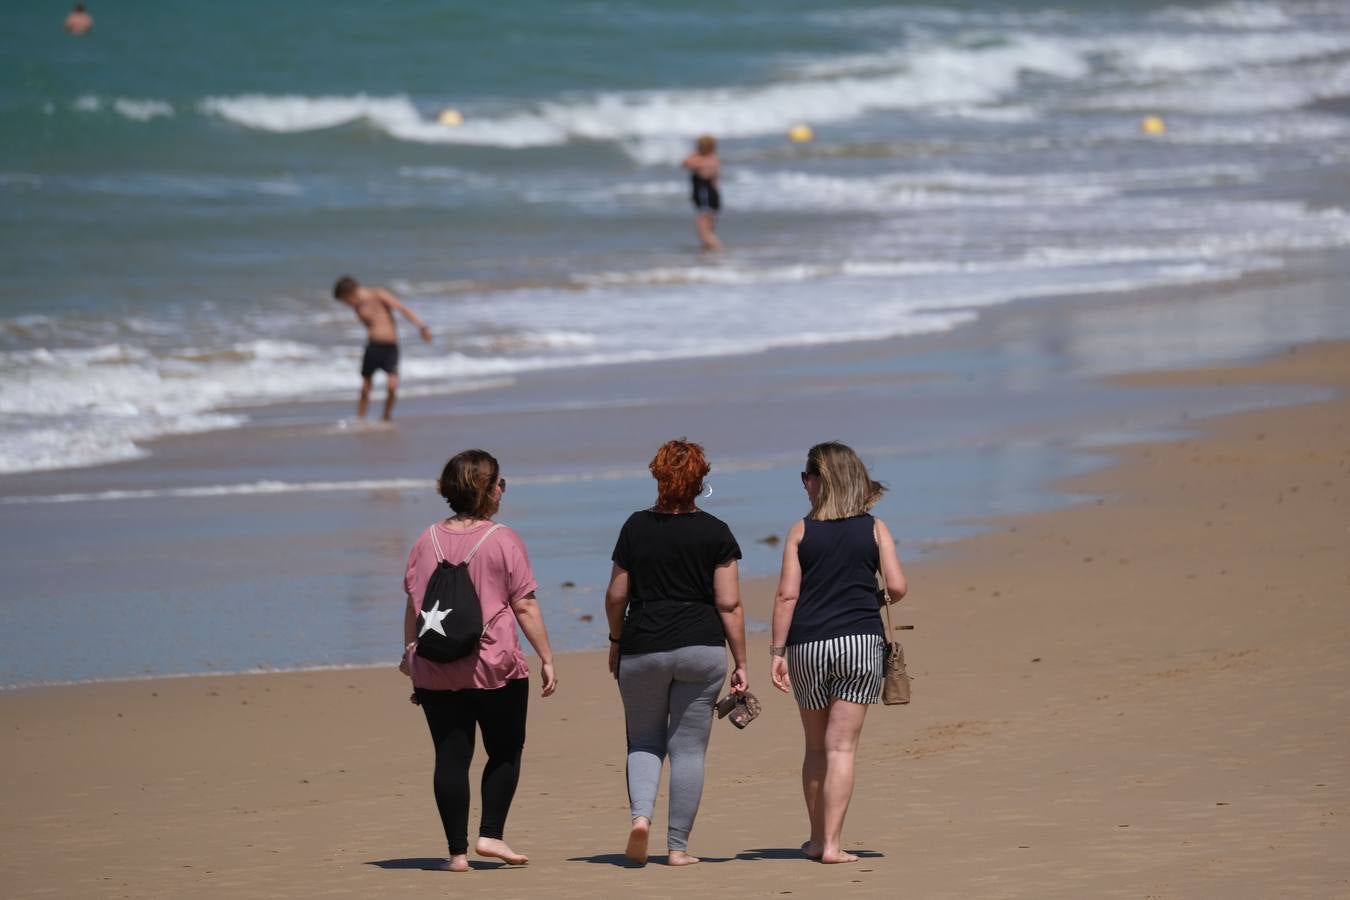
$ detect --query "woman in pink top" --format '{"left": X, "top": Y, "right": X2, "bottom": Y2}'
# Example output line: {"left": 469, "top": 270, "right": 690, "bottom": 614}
{"left": 399, "top": 449, "right": 558, "bottom": 872}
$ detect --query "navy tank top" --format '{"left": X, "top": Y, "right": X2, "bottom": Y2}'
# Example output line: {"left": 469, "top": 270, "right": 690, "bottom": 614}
{"left": 787, "top": 514, "right": 885, "bottom": 646}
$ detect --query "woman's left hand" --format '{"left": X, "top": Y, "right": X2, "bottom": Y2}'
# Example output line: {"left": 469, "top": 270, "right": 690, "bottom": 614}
{"left": 770, "top": 656, "right": 791, "bottom": 694}
{"left": 608, "top": 643, "right": 621, "bottom": 680}
{"left": 729, "top": 664, "right": 748, "bottom": 694}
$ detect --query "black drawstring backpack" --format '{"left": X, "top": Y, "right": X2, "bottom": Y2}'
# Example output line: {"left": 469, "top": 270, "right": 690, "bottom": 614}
{"left": 415, "top": 524, "right": 503, "bottom": 663}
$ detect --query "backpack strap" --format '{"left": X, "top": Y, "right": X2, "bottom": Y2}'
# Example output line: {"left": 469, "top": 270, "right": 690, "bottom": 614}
{"left": 427, "top": 522, "right": 504, "bottom": 565}
{"left": 463, "top": 523, "right": 504, "bottom": 562}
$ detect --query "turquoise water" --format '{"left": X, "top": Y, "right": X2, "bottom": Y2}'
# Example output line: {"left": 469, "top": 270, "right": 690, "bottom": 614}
{"left": 6, "top": 0, "right": 1350, "bottom": 472}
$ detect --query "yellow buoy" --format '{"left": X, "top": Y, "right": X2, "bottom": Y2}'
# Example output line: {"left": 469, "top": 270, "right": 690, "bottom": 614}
{"left": 437, "top": 108, "right": 464, "bottom": 127}
{"left": 1141, "top": 115, "right": 1166, "bottom": 135}
{"left": 788, "top": 123, "right": 814, "bottom": 143}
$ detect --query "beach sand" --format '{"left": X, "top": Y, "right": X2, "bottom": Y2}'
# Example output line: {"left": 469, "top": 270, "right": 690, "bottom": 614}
{"left": 3, "top": 340, "right": 1347, "bottom": 899}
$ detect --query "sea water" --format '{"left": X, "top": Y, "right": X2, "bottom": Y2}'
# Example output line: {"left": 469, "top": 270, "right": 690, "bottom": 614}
{"left": 5, "top": 0, "right": 1350, "bottom": 472}
{"left": 3, "top": 0, "right": 1350, "bottom": 684}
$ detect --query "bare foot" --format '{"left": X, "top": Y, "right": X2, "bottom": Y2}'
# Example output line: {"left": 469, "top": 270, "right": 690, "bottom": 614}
{"left": 800, "top": 840, "right": 823, "bottom": 860}
{"left": 820, "top": 848, "right": 859, "bottom": 864}
{"left": 447, "top": 854, "right": 469, "bottom": 872}
{"left": 475, "top": 837, "right": 528, "bottom": 865}
{"left": 625, "top": 817, "right": 650, "bottom": 865}
{"left": 666, "top": 850, "right": 701, "bottom": 866}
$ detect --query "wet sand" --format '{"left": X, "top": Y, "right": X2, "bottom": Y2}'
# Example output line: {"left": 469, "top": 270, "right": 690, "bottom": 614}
{"left": 3, "top": 339, "right": 1347, "bottom": 898}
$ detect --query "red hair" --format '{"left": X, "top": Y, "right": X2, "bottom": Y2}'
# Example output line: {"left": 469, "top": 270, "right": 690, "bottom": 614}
{"left": 649, "top": 439, "right": 710, "bottom": 510}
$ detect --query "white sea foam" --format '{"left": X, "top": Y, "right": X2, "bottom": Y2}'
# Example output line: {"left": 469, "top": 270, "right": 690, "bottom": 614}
{"left": 0, "top": 464, "right": 685, "bottom": 506}
{"left": 1101, "top": 29, "right": 1350, "bottom": 75}
{"left": 1161, "top": 114, "right": 1350, "bottom": 145}
{"left": 137, "top": 17, "right": 1350, "bottom": 158}
{"left": 194, "top": 33, "right": 1094, "bottom": 155}
{"left": 0, "top": 340, "right": 512, "bottom": 475}
{"left": 1158, "top": 1, "right": 1293, "bottom": 29}
{"left": 2, "top": 218, "right": 1338, "bottom": 478}
{"left": 200, "top": 93, "right": 418, "bottom": 133}
{"left": 7, "top": 190, "right": 1348, "bottom": 476}
{"left": 200, "top": 93, "right": 567, "bottom": 146}
{"left": 725, "top": 168, "right": 1125, "bottom": 214}
{"left": 71, "top": 95, "right": 176, "bottom": 120}
{"left": 112, "top": 98, "right": 174, "bottom": 121}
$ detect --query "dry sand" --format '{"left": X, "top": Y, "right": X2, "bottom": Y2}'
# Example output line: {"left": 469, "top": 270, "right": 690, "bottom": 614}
{"left": 3, "top": 341, "right": 1347, "bottom": 899}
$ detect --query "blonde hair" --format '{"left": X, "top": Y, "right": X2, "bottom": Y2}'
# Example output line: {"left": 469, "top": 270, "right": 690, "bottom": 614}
{"left": 696, "top": 134, "right": 716, "bottom": 155}
{"left": 805, "top": 441, "right": 885, "bottom": 520}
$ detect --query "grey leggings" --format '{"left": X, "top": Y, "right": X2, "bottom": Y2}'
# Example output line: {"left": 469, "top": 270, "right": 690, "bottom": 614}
{"left": 617, "top": 644, "right": 727, "bottom": 852}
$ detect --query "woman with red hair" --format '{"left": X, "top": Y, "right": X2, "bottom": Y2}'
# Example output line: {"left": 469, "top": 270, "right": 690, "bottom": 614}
{"left": 604, "top": 438, "right": 748, "bottom": 866}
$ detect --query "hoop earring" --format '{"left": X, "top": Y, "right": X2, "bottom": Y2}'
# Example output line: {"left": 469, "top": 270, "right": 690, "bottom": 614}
{"left": 702, "top": 482, "right": 713, "bottom": 499}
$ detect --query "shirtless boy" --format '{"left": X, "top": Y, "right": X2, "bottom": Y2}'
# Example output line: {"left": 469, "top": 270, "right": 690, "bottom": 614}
{"left": 332, "top": 275, "right": 432, "bottom": 422}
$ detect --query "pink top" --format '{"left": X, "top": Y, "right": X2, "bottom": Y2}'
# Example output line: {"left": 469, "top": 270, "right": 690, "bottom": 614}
{"left": 402, "top": 521, "right": 538, "bottom": 691}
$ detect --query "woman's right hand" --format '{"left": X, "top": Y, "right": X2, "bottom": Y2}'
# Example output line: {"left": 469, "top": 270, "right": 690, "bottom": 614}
{"left": 770, "top": 656, "right": 791, "bottom": 693}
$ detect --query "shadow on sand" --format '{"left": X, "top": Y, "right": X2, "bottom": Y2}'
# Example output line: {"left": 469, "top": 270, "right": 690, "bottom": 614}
{"left": 736, "top": 847, "right": 885, "bottom": 862}
{"left": 366, "top": 858, "right": 513, "bottom": 872}
{"left": 567, "top": 852, "right": 734, "bottom": 867}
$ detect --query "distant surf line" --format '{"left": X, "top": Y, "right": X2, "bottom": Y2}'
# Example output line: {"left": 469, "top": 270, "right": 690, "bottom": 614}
{"left": 0, "top": 453, "right": 843, "bottom": 506}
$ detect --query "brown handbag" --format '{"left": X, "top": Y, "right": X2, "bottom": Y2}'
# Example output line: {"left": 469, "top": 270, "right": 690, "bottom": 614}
{"left": 715, "top": 691, "right": 762, "bottom": 728}
{"left": 875, "top": 525, "right": 912, "bottom": 706}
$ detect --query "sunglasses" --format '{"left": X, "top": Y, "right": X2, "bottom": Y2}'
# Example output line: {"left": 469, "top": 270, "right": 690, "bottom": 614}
{"left": 497, "top": 477, "right": 507, "bottom": 491}
{"left": 800, "top": 471, "right": 816, "bottom": 484}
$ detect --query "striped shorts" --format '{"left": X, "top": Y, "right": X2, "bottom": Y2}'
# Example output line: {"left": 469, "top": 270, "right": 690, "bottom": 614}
{"left": 786, "top": 634, "right": 886, "bottom": 709}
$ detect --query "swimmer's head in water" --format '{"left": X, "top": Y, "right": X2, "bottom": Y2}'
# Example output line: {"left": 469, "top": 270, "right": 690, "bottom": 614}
{"left": 333, "top": 275, "right": 359, "bottom": 301}
{"left": 696, "top": 134, "right": 716, "bottom": 155}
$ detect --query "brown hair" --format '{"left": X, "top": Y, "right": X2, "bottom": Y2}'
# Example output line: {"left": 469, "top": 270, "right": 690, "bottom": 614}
{"left": 649, "top": 438, "right": 710, "bottom": 510}
{"left": 805, "top": 441, "right": 885, "bottom": 520}
{"left": 696, "top": 134, "right": 716, "bottom": 155}
{"left": 332, "top": 275, "right": 358, "bottom": 300}
{"left": 437, "top": 449, "right": 501, "bottom": 519}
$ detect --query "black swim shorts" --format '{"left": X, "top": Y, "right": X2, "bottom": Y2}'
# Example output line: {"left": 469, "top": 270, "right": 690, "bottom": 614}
{"left": 691, "top": 177, "right": 721, "bottom": 213}
{"left": 361, "top": 341, "right": 399, "bottom": 378}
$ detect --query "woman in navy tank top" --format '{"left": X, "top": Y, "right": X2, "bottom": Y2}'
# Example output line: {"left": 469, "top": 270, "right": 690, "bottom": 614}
{"left": 769, "top": 441, "right": 908, "bottom": 864}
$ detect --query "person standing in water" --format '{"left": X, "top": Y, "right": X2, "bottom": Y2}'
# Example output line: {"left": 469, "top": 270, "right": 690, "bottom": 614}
{"left": 682, "top": 135, "right": 723, "bottom": 252}
{"left": 332, "top": 275, "right": 432, "bottom": 422}
{"left": 64, "top": 3, "right": 93, "bottom": 35}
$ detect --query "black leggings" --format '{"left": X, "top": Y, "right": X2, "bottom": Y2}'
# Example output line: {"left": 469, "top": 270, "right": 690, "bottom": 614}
{"left": 415, "top": 678, "right": 529, "bottom": 855}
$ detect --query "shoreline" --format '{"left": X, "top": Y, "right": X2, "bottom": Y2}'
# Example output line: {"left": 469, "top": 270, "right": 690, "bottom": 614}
{"left": 3, "top": 337, "right": 1347, "bottom": 897}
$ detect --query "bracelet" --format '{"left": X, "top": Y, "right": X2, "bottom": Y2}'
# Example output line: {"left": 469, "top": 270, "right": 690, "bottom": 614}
{"left": 608, "top": 635, "right": 620, "bottom": 644}
{"left": 769, "top": 645, "right": 787, "bottom": 657}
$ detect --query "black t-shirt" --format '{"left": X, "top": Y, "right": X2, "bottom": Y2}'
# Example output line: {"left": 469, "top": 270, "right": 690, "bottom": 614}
{"left": 611, "top": 509, "right": 742, "bottom": 655}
